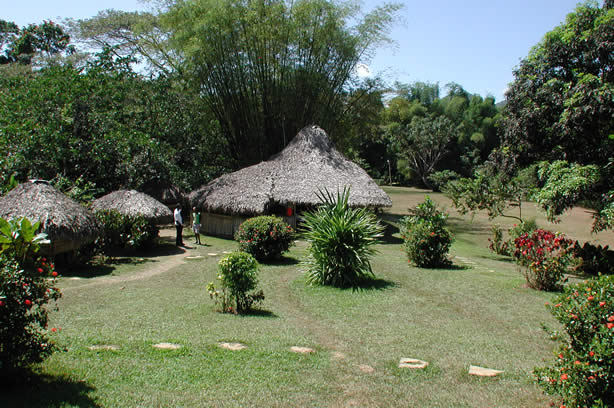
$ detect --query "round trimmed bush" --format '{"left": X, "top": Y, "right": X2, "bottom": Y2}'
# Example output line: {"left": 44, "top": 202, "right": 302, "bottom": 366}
{"left": 235, "top": 216, "right": 294, "bottom": 262}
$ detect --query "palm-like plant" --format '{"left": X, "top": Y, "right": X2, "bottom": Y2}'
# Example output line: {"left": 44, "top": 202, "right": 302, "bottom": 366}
{"left": 302, "top": 187, "right": 384, "bottom": 288}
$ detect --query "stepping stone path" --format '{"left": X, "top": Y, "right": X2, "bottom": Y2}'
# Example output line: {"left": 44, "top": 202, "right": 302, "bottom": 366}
{"left": 358, "top": 364, "right": 375, "bottom": 373}
{"left": 185, "top": 255, "right": 204, "bottom": 260}
{"left": 152, "top": 342, "right": 182, "bottom": 350}
{"left": 398, "top": 358, "right": 429, "bottom": 369}
{"left": 207, "top": 253, "right": 219, "bottom": 257}
{"left": 468, "top": 365, "right": 504, "bottom": 377}
{"left": 290, "top": 346, "right": 315, "bottom": 354}
{"left": 222, "top": 251, "right": 232, "bottom": 254}
{"left": 219, "top": 342, "right": 247, "bottom": 351}
{"left": 88, "top": 345, "right": 120, "bottom": 351}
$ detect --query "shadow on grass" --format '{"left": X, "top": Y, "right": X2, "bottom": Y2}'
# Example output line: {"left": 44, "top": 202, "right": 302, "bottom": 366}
{"left": 347, "top": 278, "right": 397, "bottom": 292}
{"left": 0, "top": 371, "right": 101, "bottom": 408}
{"left": 262, "top": 256, "right": 301, "bottom": 266}
{"left": 240, "top": 309, "right": 279, "bottom": 318}
{"left": 378, "top": 216, "right": 405, "bottom": 245}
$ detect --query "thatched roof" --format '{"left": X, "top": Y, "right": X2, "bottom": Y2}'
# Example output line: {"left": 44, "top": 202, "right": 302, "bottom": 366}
{"left": 91, "top": 190, "right": 172, "bottom": 224}
{"left": 190, "top": 125, "right": 392, "bottom": 215}
{"left": 0, "top": 181, "right": 100, "bottom": 254}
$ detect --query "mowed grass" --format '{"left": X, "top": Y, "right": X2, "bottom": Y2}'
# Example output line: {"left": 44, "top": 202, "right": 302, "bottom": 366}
{"left": 3, "top": 187, "right": 613, "bottom": 407}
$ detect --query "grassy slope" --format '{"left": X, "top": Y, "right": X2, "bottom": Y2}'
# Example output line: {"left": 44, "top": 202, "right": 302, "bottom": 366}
{"left": 3, "top": 187, "right": 612, "bottom": 407}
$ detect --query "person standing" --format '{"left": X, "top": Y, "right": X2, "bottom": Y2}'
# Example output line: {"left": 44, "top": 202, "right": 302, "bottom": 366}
{"left": 192, "top": 207, "right": 202, "bottom": 245}
{"left": 174, "top": 204, "right": 184, "bottom": 246}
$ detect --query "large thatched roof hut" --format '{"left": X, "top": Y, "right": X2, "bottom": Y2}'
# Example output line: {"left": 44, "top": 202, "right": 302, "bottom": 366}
{"left": 0, "top": 181, "right": 100, "bottom": 255}
{"left": 91, "top": 190, "right": 173, "bottom": 225}
{"left": 190, "top": 125, "right": 391, "bottom": 237}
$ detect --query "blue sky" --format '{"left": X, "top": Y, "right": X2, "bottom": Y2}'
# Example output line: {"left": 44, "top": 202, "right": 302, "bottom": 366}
{"left": 4, "top": 0, "right": 584, "bottom": 102}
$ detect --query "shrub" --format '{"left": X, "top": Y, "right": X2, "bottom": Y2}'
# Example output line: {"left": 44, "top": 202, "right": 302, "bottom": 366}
{"left": 95, "top": 210, "right": 158, "bottom": 252}
{"left": 401, "top": 196, "right": 453, "bottom": 268}
{"left": 489, "top": 219, "right": 539, "bottom": 256}
{"left": 235, "top": 216, "right": 295, "bottom": 262}
{"left": 571, "top": 241, "right": 614, "bottom": 276}
{"left": 534, "top": 275, "right": 614, "bottom": 407}
{"left": 513, "top": 229, "right": 573, "bottom": 291}
{"left": 207, "top": 252, "right": 264, "bottom": 314}
{"left": 0, "top": 217, "right": 61, "bottom": 373}
{"left": 302, "top": 187, "right": 384, "bottom": 288}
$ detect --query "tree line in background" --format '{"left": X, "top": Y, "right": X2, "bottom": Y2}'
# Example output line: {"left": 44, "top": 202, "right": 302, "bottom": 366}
{"left": 0, "top": 0, "right": 612, "bottom": 231}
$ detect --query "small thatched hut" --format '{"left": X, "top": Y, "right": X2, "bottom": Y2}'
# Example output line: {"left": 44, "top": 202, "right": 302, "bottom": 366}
{"left": 190, "top": 125, "right": 392, "bottom": 237}
{"left": 0, "top": 181, "right": 100, "bottom": 255}
{"left": 91, "top": 190, "right": 173, "bottom": 225}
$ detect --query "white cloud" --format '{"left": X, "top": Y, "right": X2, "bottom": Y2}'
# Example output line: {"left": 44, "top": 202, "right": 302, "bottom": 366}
{"left": 355, "top": 63, "right": 371, "bottom": 78}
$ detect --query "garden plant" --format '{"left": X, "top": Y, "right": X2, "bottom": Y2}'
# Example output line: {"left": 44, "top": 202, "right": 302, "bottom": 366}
{"left": 302, "top": 187, "right": 384, "bottom": 288}
{"left": 535, "top": 275, "right": 614, "bottom": 407}
{"left": 0, "top": 217, "right": 61, "bottom": 373}
{"left": 401, "top": 196, "right": 453, "bottom": 267}
{"left": 235, "top": 215, "right": 295, "bottom": 262}
{"left": 207, "top": 251, "right": 264, "bottom": 314}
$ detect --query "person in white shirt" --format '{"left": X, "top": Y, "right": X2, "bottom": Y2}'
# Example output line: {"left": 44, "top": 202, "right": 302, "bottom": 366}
{"left": 174, "top": 205, "right": 184, "bottom": 246}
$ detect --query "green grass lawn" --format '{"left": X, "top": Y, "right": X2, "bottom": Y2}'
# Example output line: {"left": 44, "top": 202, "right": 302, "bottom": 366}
{"left": 3, "top": 187, "right": 612, "bottom": 407}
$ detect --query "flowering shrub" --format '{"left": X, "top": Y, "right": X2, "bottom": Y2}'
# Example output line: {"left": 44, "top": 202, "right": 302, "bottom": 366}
{"left": 513, "top": 229, "right": 573, "bottom": 291}
{"left": 488, "top": 220, "right": 538, "bottom": 256}
{"left": 0, "top": 217, "right": 61, "bottom": 372}
{"left": 235, "top": 216, "right": 294, "bottom": 262}
{"left": 95, "top": 210, "right": 158, "bottom": 252}
{"left": 534, "top": 275, "right": 614, "bottom": 407}
{"left": 207, "top": 252, "right": 264, "bottom": 314}
{"left": 401, "top": 197, "right": 453, "bottom": 268}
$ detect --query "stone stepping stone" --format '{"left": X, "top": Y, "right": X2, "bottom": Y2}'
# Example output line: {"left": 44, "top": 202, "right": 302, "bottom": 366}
{"left": 69, "top": 277, "right": 82, "bottom": 280}
{"left": 88, "top": 345, "right": 120, "bottom": 351}
{"left": 207, "top": 253, "right": 219, "bottom": 256}
{"left": 468, "top": 365, "right": 504, "bottom": 377}
{"left": 331, "top": 351, "right": 346, "bottom": 360}
{"left": 219, "top": 342, "right": 247, "bottom": 351}
{"left": 152, "top": 342, "right": 182, "bottom": 350}
{"left": 222, "top": 251, "right": 232, "bottom": 254}
{"left": 398, "top": 358, "right": 429, "bottom": 369}
{"left": 358, "top": 364, "right": 375, "bottom": 373}
{"left": 290, "top": 346, "right": 315, "bottom": 354}
{"left": 185, "top": 255, "right": 204, "bottom": 260}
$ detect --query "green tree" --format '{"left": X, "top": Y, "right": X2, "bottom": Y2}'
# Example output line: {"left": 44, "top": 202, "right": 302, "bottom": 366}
{"left": 0, "top": 20, "right": 74, "bottom": 65}
{"left": 161, "top": 0, "right": 401, "bottom": 167}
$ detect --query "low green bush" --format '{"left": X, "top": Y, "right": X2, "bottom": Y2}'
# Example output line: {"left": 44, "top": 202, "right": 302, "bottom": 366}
{"left": 571, "top": 241, "right": 614, "bottom": 276}
{"left": 0, "top": 217, "right": 61, "bottom": 373}
{"left": 302, "top": 188, "right": 384, "bottom": 288}
{"left": 535, "top": 275, "right": 614, "bottom": 407}
{"left": 513, "top": 229, "right": 573, "bottom": 291}
{"left": 235, "top": 216, "right": 295, "bottom": 262}
{"left": 401, "top": 196, "right": 453, "bottom": 268}
{"left": 95, "top": 210, "right": 158, "bottom": 252}
{"left": 207, "top": 252, "right": 264, "bottom": 314}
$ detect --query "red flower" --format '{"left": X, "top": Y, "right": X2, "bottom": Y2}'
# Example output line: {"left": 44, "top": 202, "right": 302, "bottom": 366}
{"left": 588, "top": 295, "right": 594, "bottom": 301}
{"left": 51, "top": 327, "right": 57, "bottom": 333}
{"left": 0, "top": 300, "right": 5, "bottom": 307}
{"left": 608, "top": 315, "right": 614, "bottom": 322}
{"left": 588, "top": 376, "right": 595, "bottom": 380}
{"left": 589, "top": 351, "right": 595, "bottom": 357}
{"left": 607, "top": 323, "right": 614, "bottom": 329}
{"left": 560, "top": 373, "right": 568, "bottom": 381}
{"left": 37, "top": 267, "right": 43, "bottom": 273}
{"left": 25, "top": 299, "right": 32, "bottom": 306}
{"left": 52, "top": 271, "right": 58, "bottom": 277}
{"left": 574, "top": 360, "right": 581, "bottom": 365}
{"left": 600, "top": 301, "right": 606, "bottom": 307}
{"left": 558, "top": 353, "right": 564, "bottom": 359}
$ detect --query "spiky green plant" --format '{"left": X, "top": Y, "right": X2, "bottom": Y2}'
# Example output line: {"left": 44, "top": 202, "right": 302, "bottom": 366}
{"left": 302, "top": 187, "right": 384, "bottom": 288}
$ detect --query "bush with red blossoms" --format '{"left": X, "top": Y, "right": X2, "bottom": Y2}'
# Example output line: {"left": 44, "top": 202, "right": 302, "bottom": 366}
{"left": 0, "top": 217, "right": 61, "bottom": 373}
{"left": 513, "top": 229, "right": 573, "bottom": 291}
{"left": 534, "top": 275, "right": 614, "bottom": 407}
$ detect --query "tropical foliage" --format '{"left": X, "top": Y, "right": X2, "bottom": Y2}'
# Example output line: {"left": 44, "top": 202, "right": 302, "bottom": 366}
{"left": 302, "top": 188, "right": 384, "bottom": 288}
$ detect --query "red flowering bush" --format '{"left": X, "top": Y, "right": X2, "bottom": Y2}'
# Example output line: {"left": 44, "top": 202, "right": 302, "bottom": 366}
{"left": 235, "top": 216, "right": 294, "bottom": 262}
{"left": 0, "top": 217, "right": 61, "bottom": 373}
{"left": 534, "top": 275, "right": 614, "bottom": 407}
{"left": 513, "top": 229, "right": 573, "bottom": 291}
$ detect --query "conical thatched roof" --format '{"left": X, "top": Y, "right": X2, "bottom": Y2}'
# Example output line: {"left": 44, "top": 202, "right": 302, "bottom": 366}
{"left": 0, "top": 181, "right": 100, "bottom": 254}
{"left": 190, "top": 125, "right": 392, "bottom": 215}
{"left": 91, "top": 190, "right": 172, "bottom": 224}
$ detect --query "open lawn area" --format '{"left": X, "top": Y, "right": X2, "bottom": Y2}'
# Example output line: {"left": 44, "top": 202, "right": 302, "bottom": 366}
{"left": 3, "top": 187, "right": 613, "bottom": 408}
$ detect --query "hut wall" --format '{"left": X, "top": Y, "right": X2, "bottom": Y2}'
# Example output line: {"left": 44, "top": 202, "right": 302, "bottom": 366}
{"left": 202, "top": 213, "right": 297, "bottom": 239}
{"left": 202, "top": 213, "right": 247, "bottom": 238}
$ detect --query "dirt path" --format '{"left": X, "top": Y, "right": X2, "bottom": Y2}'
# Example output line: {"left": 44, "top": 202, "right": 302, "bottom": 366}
{"left": 62, "top": 229, "right": 192, "bottom": 292}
